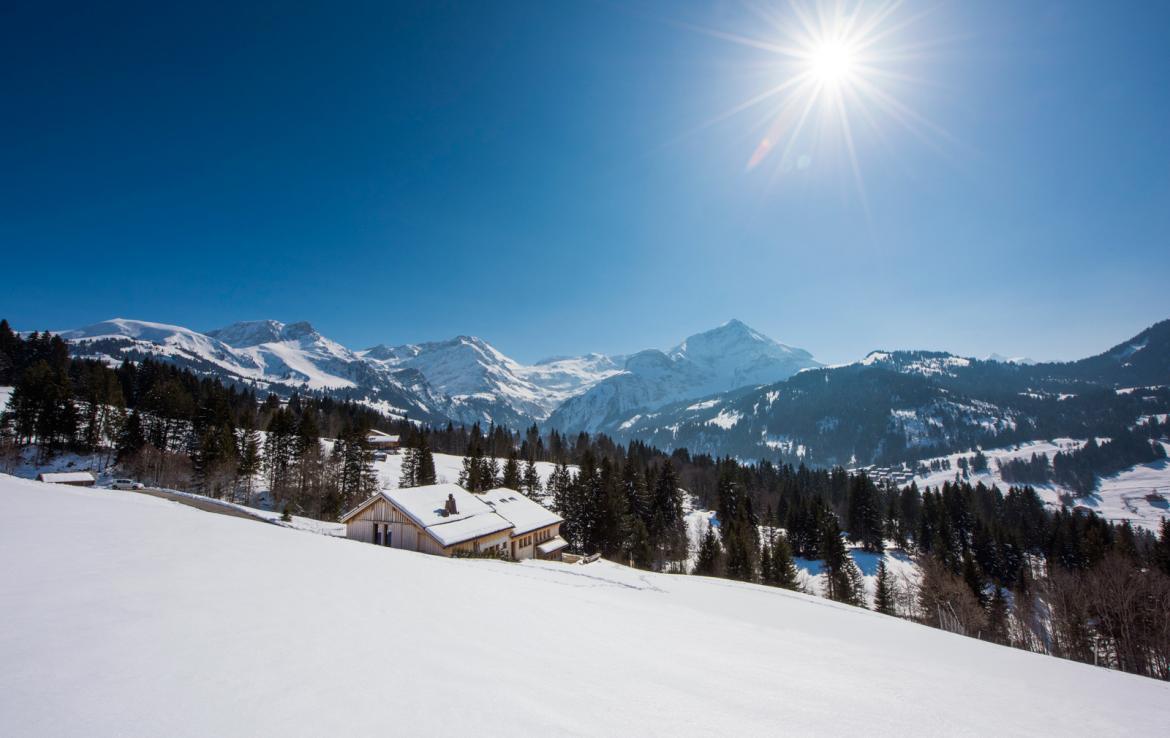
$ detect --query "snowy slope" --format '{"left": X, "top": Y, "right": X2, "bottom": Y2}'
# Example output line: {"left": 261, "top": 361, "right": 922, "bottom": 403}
{"left": 1, "top": 474, "right": 1166, "bottom": 737}
{"left": 911, "top": 440, "right": 1170, "bottom": 531}
{"left": 371, "top": 450, "right": 566, "bottom": 505}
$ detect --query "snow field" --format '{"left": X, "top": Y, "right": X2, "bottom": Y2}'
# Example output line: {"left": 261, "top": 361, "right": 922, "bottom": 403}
{"left": 2, "top": 474, "right": 1167, "bottom": 737}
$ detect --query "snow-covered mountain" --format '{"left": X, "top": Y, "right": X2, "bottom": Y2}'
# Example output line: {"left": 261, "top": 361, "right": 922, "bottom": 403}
{"left": 59, "top": 318, "right": 449, "bottom": 422}
{"left": 546, "top": 319, "right": 820, "bottom": 432}
{"left": 53, "top": 317, "right": 815, "bottom": 432}
{"left": 595, "top": 320, "right": 1170, "bottom": 467}
{"left": 360, "top": 336, "right": 620, "bottom": 427}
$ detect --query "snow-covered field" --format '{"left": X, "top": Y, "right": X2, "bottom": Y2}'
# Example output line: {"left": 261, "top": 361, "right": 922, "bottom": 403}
{"left": 372, "top": 450, "right": 565, "bottom": 503}
{"left": 912, "top": 439, "right": 1170, "bottom": 531}
{"left": 2, "top": 474, "right": 1166, "bottom": 737}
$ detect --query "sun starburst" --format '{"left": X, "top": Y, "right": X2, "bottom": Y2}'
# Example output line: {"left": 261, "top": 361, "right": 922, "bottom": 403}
{"left": 692, "top": 1, "right": 944, "bottom": 204}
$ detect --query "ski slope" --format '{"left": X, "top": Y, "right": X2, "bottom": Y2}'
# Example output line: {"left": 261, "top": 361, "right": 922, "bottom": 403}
{"left": 1, "top": 474, "right": 1166, "bottom": 737}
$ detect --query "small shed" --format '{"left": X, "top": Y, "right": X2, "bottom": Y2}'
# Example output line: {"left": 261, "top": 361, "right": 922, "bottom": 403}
{"left": 37, "top": 471, "right": 96, "bottom": 487}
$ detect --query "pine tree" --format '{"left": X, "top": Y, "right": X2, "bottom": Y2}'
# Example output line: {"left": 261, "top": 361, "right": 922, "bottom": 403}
{"left": 415, "top": 432, "right": 437, "bottom": 486}
{"left": 501, "top": 450, "right": 522, "bottom": 490}
{"left": 400, "top": 446, "right": 419, "bottom": 488}
{"left": 986, "top": 585, "right": 1009, "bottom": 645}
{"left": 625, "top": 516, "right": 654, "bottom": 569}
{"left": 874, "top": 557, "right": 896, "bottom": 615}
{"left": 649, "top": 459, "right": 686, "bottom": 569}
{"left": 236, "top": 418, "right": 262, "bottom": 505}
{"left": 693, "top": 524, "right": 721, "bottom": 576}
{"left": 770, "top": 532, "right": 799, "bottom": 590}
{"left": 115, "top": 409, "right": 147, "bottom": 463}
{"left": 522, "top": 456, "right": 541, "bottom": 497}
{"left": 962, "top": 551, "right": 987, "bottom": 607}
{"left": 821, "top": 516, "right": 864, "bottom": 606}
{"left": 1154, "top": 518, "right": 1170, "bottom": 577}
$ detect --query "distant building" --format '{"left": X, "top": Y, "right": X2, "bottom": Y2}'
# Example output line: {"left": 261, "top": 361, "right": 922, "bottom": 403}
{"left": 341, "top": 483, "right": 567, "bottom": 560}
{"left": 365, "top": 429, "right": 400, "bottom": 453}
{"left": 37, "top": 471, "right": 96, "bottom": 487}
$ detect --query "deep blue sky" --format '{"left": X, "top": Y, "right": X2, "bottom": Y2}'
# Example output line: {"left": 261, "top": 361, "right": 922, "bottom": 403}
{"left": 2, "top": 1, "right": 1168, "bottom": 364}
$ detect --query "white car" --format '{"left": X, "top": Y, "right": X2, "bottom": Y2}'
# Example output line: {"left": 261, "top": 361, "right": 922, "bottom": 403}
{"left": 110, "top": 479, "right": 144, "bottom": 490}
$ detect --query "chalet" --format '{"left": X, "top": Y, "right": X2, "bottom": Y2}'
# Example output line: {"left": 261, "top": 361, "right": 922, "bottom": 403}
{"left": 341, "top": 483, "right": 567, "bottom": 561}
{"left": 36, "top": 471, "right": 96, "bottom": 487}
{"left": 365, "top": 429, "right": 400, "bottom": 453}
{"left": 480, "top": 487, "right": 568, "bottom": 560}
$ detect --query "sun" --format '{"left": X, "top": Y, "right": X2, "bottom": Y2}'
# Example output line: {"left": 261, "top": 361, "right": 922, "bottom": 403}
{"left": 808, "top": 39, "right": 858, "bottom": 86}
{"left": 685, "top": 0, "right": 942, "bottom": 201}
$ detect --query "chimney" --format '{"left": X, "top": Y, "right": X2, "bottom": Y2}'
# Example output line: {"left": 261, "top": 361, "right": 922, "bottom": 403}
{"left": 445, "top": 493, "right": 458, "bottom": 515}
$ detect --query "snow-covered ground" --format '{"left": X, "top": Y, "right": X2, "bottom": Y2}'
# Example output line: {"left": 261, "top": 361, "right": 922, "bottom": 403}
{"left": 912, "top": 439, "right": 1170, "bottom": 531}
{"left": 2, "top": 474, "right": 1166, "bottom": 737}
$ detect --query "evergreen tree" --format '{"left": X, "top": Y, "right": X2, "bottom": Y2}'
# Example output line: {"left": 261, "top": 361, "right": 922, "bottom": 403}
{"left": 501, "top": 450, "right": 522, "bottom": 490}
{"left": 522, "top": 455, "right": 541, "bottom": 497}
{"left": 236, "top": 417, "right": 262, "bottom": 505}
{"left": 986, "top": 585, "right": 1009, "bottom": 645}
{"left": 400, "top": 446, "right": 419, "bottom": 488}
{"left": 770, "top": 532, "right": 800, "bottom": 590}
{"left": 873, "top": 557, "right": 896, "bottom": 615}
{"left": 115, "top": 409, "right": 146, "bottom": 463}
{"left": 693, "top": 524, "right": 721, "bottom": 576}
{"left": 625, "top": 516, "right": 654, "bottom": 569}
{"left": 1155, "top": 518, "right": 1170, "bottom": 577}
{"left": 415, "top": 432, "right": 437, "bottom": 486}
{"left": 264, "top": 407, "right": 296, "bottom": 503}
{"left": 846, "top": 473, "right": 884, "bottom": 552}
{"left": 821, "top": 516, "right": 864, "bottom": 606}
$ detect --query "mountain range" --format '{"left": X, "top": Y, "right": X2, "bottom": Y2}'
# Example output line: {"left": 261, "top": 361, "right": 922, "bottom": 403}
{"left": 53, "top": 317, "right": 817, "bottom": 430}
{"left": 50, "top": 316, "right": 1170, "bottom": 468}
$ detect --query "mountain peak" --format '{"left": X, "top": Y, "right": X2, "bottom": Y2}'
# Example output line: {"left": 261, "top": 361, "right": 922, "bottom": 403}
{"left": 280, "top": 321, "right": 318, "bottom": 341}
{"left": 670, "top": 320, "right": 812, "bottom": 363}
{"left": 206, "top": 320, "right": 285, "bottom": 347}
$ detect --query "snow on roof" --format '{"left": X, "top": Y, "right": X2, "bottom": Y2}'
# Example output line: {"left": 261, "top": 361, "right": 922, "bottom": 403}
{"left": 382, "top": 484, "right": 494, "bottom": 529}
{"left": 37, "top": 472, "right": 95, "bottom": 484}
{"left": 425, "top": 513, "right": 513, "bottom": 547}
{"left": 480, "top": 488, "right": 562, "bottom": 535}
{"left": 367, "top": 429, "right": 399, "bottom": 439}
{"left": 536, "top": 536, "right": 568, "bottom": 555}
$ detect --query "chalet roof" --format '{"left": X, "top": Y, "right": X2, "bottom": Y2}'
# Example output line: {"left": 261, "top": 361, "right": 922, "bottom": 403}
{"left": 37, "top": 472, "right": 96, "bottom": 484}
{"left": 383, "top": 484, "right": 493, "bottom": 529}
{"left": 480, "top": 488, "right": 563, "bottom": 535}
{"left": 425, "top": 513, "right": 513, "bottom": 547}
{"left": 366, "top": 430, "right": 400, "bottom": 443}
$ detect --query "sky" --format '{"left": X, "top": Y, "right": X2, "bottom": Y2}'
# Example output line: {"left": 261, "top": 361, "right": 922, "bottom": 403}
{"left": 2, "top": 0, "right": 1168, "bottom": 364}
